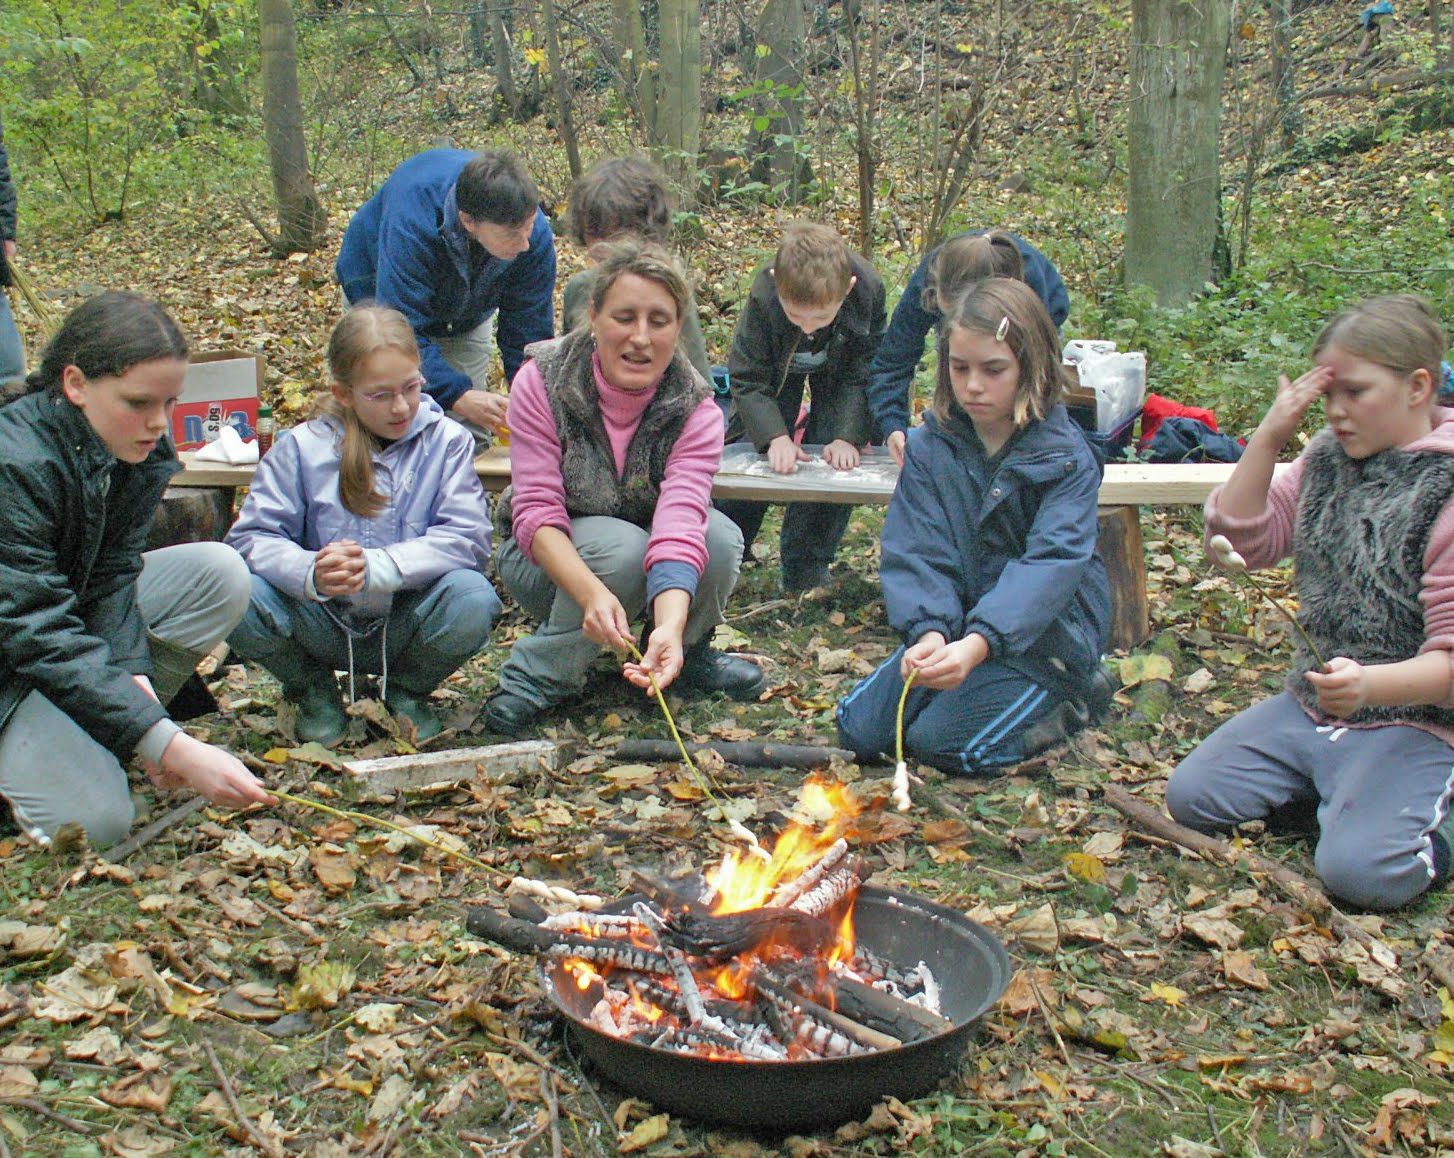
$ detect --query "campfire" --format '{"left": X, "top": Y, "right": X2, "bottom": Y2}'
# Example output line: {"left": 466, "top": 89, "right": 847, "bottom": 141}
{"left": 466, "top": 778, "right": 1012, "bottom": 1129}
{"left": 473, "top": 779, "right": 950, "bottom": 1060}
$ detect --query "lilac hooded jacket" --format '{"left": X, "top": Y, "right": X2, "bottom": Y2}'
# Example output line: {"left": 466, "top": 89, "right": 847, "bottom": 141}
{"left": 226, "top": 394, "right": 490, "bottom": 623}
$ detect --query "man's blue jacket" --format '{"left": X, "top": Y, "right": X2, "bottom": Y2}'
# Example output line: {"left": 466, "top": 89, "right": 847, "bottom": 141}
{"left": 336, "top": 149, "right": 555, "bottom": 409}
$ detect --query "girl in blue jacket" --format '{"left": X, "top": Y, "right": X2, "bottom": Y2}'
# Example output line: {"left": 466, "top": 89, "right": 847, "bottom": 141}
{"left": 837, "top": 278, "right": 1110, "bottom": 776}
{"left": 227, "top": 307, "right": 502, "bottom": 745}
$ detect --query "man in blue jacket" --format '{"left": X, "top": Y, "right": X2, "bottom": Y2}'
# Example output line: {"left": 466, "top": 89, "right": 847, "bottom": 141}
{"left": 336, "top": 150, "right": 555, "bottom": 436}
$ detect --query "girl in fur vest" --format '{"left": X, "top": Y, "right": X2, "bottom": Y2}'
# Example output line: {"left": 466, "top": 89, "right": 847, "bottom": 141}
{"left": 1167, "top": 295, "right": 1454, "bottom": 910}
{"left": 226, "top": 307, "right": 501, "bottom": 745}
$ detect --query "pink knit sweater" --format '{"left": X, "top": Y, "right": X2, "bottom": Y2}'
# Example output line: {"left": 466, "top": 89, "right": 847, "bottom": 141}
{"left": 505, "top": 354, "right": 724, "bottom": 578}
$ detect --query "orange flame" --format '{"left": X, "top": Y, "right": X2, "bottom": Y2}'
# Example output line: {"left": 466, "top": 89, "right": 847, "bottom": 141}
{"left": 707, "top": 777, "right": 858, "bottom": 915}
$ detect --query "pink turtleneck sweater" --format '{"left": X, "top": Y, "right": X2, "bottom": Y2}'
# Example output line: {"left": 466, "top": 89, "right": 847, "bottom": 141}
{"left": 505, "top": 354, "right": 724, "bottom": 579}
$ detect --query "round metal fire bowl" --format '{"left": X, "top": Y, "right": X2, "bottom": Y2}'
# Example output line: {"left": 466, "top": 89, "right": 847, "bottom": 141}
{"left": 542, "top": 884, "right": 1011, "bottom": 1132}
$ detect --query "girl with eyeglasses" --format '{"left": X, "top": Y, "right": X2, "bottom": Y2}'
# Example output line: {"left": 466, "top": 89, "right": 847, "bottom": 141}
{"left": 226, "top": 306, "right": 501, "bottom": 745}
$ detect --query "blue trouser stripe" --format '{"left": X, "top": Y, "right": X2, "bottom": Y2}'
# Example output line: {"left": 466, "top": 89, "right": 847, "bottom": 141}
{"left": 959, "top": 683, "right": 1049, "bottom": 774}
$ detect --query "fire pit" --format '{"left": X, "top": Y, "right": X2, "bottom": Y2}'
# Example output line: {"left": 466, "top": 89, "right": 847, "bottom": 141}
{"left": 541, "top": 884, "right": 1010, "bottom": 1131}
{"left": 466, "top": 779, "right": 1011, "bottom": 1131}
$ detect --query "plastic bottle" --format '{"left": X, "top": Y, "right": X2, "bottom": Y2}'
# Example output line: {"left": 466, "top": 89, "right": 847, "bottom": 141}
{"left": 256, "top": 404, "right": 275, "bottom": 457}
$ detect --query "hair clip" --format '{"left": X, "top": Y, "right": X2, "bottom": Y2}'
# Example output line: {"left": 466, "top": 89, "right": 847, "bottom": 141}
{"left": 995, "top": 315, "right": 1010, "bottom": 342}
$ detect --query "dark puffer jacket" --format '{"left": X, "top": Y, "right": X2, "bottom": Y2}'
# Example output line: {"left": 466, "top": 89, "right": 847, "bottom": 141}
{"left": 0, "top": 391, "right": 180, "bottom": 756}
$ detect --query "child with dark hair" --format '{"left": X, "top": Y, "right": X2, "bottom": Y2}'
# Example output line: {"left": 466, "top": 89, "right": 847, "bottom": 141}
{"left": 227, "top": 307, "right": 500, "bottom": 744}
{"left": 559, "top": 156, "right": 711, "bottom": 380}
{"left": 868, "top": 229, "right": 1067, "bottom": 466}
{"left": 718, "top": 221, "right": 887, "bottom": 592}
{"left": 1167, "top": 294, "right": 1454, "bottom": 910}
{"left": 837, "top": 278, "right": 1109, "bottom": 775}
{"left": 0, "top": 292, "right": 272, "bottom": 848}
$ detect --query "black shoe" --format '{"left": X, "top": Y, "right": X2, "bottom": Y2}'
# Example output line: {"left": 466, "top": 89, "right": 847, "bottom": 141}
{"left": 1086, "top": 661, "right": 1119, "bottom": 721}
{"left": 289, "top": 681, "right": 348, "bottom": 746}
{"left": 483, "top": 691, "right": 542, "bottom": 738}
{"left": 677, "top": 645, "right": 766, "bottom": 701}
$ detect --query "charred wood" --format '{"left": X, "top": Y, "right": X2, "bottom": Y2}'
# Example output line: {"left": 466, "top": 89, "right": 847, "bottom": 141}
{"left": 768, "top": 838, "right": 848, "bottom": 909}
{"left": 752, "top": 970, "right": 901, "bottom": 1055}
{"left": 658, "top": 906, "right": 836, "bottom": 962}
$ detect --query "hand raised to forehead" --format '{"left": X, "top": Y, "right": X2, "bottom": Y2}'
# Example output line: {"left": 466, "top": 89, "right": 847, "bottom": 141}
{"left": 1259, "top": 364, "right": 1333, "bottom": 446}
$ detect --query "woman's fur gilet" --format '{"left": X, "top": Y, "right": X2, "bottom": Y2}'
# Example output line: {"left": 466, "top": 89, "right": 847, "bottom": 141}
{"left": 1289, "top": 429, "right": 1454, "bottom": 727}
{"left": 493, "top": 329, "right": 709, "bottom": 540}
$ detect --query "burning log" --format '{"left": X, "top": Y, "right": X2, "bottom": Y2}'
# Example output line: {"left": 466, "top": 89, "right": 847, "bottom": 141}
{"left": 751, "top": 969, "right": 903, "bottom": 1056}
{"left": 657, "top": 906, "right": 836, "bottom": 962}
{"left": 465, "top": 906, "right": 673, "bottom": 976}
{"left": 773, "top": 967, "right": 955, "bottom": 1043}
{"left": 768, "top": 838, "right": 849, "bottom": 909}
{"left": 788, "top": 860, "right": 861, "bottom": 917}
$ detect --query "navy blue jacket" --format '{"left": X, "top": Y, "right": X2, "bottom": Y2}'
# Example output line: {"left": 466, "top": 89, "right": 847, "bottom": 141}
{"left": 335, "top": 149, "right": 556, "bottom": 409}
{"left": 0, "top": 112, "right": 16, "bottom": 287}
{"left": 884, "top": 404, "right": 1109, "bottom": 694}
{"left": 866, "top": 232, "right": 1068, "bottom": 443}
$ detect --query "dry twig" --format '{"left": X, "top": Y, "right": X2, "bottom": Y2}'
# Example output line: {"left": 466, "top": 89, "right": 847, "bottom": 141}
{"left": 202, "top": 1040, "right": 283, "bottom": 1158}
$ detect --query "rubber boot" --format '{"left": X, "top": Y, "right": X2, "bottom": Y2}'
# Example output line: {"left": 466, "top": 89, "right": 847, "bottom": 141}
{"left": 385, "top": 642, "right": 468, "bottom": 743}
{"left": 246, "top": 648, "right": 348, "bottom": 746}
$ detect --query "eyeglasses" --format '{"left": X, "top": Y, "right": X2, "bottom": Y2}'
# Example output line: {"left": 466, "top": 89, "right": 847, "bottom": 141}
{"left": 357, "top": 376, "right": 425, "bottom": 405}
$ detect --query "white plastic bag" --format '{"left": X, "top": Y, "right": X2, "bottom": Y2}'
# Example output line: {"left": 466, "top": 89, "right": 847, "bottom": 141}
{"left": 1076, "top": 349, "right": 1146, "bottom": 433}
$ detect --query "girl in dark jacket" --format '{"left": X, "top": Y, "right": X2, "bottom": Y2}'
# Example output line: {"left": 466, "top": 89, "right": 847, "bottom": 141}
{"left": 837, "top": 278, "right": 1110, "bottom": 776}
{"left": 0, "top": 293, "right": 273, "bottom": 848}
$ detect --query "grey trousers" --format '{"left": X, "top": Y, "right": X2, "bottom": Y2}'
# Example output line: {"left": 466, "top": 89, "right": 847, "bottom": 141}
{"left": 1166, "top": 692, "right": 1454, "bottom": 910}
{"left": 493, "top": 511, "right": 745, "bottom": 709}
{"left": 0, "top": 542, "right": 252, "bottom": 847}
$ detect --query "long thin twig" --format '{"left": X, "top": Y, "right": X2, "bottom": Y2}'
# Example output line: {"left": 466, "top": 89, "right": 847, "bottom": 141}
{"left": 103, "top": 798, "right": 207, "bottom": 862}
{"left": 201, "top": 1040, "right": 282, "bottom": 1158}
{"left": 0, "top": 1098, "right": 100, "bottom": 1135}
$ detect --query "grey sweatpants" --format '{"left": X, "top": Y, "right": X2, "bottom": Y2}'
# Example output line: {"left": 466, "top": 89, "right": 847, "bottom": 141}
{"left": 0, "top": 542, "right": 252, "bottom": 847}
{"left": 493, "top": 511, "right": 745, "bottom": 709}
{"left": 1166, "top": 692, "right": 1454, "bottom": 910}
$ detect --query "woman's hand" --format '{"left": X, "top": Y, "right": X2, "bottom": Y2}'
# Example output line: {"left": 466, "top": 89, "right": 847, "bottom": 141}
{"left": 886, "top": 429, "right": 907, "bottom": 468}
{"left": 1305, "top": 656, "right": 1366, "bottom": 718}
{"left": 580, "top": 586, "right": 636, "bottom": 652}
{"left": 624, "top": 623, "right": 686, "bottom": 693}
{"left": 901, "top": 631, "right": 988, "bottom": 690}
{"left": 767, "top": 434, "right": 811, "bottom": 475}
{"left": 1259, "top": 365, "right": 1333, "bottom": 448}
{"left": 313, "top": 539, "right": 366, "bottom": 598}
{"left": 149, "top": 732, "right": 275, "bottom": 809}
{"left": 451, "top": 389, "right": 510, "bottom": 433}
{"left": 822, "top": 439, "right": 861, "bottom": 470}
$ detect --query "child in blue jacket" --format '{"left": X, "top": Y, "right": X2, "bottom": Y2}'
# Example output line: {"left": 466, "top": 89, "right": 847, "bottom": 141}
{"left": 837, "top": 278, "right": 1110, "bottom": 775}
{"left": 868, "top": 230, "right": 1068, "bottom": 466}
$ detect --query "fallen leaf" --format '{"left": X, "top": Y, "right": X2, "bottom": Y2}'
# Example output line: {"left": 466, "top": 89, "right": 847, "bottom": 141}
{"left": 1148, "top": 981, "right": 1187, "bottom": 1008}
{"left": 310, "top": 844, "right": 358, "bottom": 893}
{"left": 1221, "top": 950, "right": 1270, "bottom": 990}
{"left": 618, "top": 1112, "right": 671, "bottom": 1153}
{"left": 1118, "top": 652, "right": 1174, "bottom": 688}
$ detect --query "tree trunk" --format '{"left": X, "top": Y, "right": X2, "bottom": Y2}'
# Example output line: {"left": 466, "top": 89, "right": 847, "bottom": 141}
{"left": 192, "top": 0, "right": 248, "bottom": 118}
{"left": 1270, "top": 0, "right": 1301, "bottom": 145}
{"left": 541, "top": 0, "right": 582, "bottom": 178}
{"left": 654, "top": 0, "right": 702, "bottom": 191}
{"left": 258, "top": 0, "right": 326, "bottom": 255}
{"left": 486, "top": 0, "right": 519, "bottom": 116}
{"left": 1124, "top": 0, "right": 1231, "bottom": 306}
{"left": 844, "top": 0, "right": 881, "bottom": 255}
{"left": 749, "top": 0, "right": 809, "bottom": 203}
{"left": 612, "top": 0, "right": 654, "bottom": 135}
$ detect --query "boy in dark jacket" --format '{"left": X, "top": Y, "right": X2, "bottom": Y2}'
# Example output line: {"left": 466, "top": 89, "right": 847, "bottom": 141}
{"left": 718, "top": 222, "right": 886, "bottom": 592}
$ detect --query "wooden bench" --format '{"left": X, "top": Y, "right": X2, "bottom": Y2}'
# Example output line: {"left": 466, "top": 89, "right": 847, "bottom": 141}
{"left": 167, "top": 448, "right": 1278, "bottom": 652}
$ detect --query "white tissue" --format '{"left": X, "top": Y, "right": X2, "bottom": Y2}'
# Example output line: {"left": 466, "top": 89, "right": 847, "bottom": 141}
{"left": 192, "top": 424, "right": 259, "bottom": 465}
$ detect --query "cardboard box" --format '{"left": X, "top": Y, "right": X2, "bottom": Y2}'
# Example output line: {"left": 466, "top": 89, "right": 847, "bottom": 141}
{"left": 173, "top": 349, "right": 264, "bottom": 452}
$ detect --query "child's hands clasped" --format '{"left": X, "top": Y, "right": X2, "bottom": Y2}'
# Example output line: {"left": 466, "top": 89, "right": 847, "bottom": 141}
{"left": 1304, "top": 656, "right": 1368, "bottom": 718}
{"left": 900, "top": 630, "right": 990, "bottom": 690}
{"left": 767, "top": 434, "right": 811, "bottom": 474}
{"left": 1259, "top": 364, "right": 1334, "bottom": 446}
{"left": 313, "top": 539, "right": 366, "bottom": 597}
